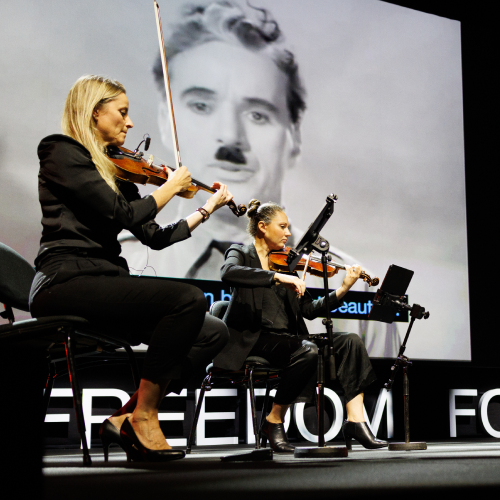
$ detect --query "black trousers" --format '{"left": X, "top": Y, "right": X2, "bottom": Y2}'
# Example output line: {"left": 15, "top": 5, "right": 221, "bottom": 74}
{"left": 249, "top": 331, "right": 376, "bottom": 405}
{"left": 31, "top": 275, "right": 229, "bottom": 390}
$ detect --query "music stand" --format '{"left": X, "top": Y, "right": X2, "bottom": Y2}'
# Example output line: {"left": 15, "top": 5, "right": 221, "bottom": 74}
{"left": 288, "top": 195, "right": 348, "bottom": 458}
{"left": 369, "top": 265, "right": 429, "bottom": 451}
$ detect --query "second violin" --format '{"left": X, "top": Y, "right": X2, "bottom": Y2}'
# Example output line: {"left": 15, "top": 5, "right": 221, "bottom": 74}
{"left": 269, "top": 247, "right": 379, "bottom": 287}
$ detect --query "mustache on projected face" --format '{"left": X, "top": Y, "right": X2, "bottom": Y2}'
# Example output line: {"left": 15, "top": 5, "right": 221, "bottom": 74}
{"left": 215, "top": 146, "right": 247, "bottom": 164}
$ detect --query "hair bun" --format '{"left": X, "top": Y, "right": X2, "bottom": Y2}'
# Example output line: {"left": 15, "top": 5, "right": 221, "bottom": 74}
{"left": 246, "top": 199, "right": 261, "bottom": 218}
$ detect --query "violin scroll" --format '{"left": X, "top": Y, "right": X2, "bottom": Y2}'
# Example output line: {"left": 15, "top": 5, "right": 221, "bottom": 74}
{"left": 360, "top": 274, "right": 379, "bottom": 287}
{"left": 229, "top": 202, "right": 247, "bottom": 217}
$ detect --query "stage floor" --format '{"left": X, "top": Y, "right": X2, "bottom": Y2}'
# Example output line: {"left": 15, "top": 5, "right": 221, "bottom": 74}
{"left": 43, "top": 440, "right": 500, "bottom": 499}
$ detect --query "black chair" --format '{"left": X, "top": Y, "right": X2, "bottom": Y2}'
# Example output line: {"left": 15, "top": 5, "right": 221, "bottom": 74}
{"left": 0, "top": 242, "right": 140, "bottom": 465}
{"left": 186, "top": 300, "right": 282, "bottom": 459}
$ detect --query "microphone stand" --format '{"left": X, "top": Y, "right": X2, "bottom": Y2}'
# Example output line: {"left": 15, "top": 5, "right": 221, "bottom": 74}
{"left": 375, "top": 290, "right": 429, "bottom": 451}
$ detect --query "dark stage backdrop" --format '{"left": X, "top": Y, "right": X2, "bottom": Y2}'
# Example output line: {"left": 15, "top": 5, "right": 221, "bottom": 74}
{"left": 382, "top": 1, "right": 498, "bottom": 367}
{"left": 0, "top": 1, "right": 471, "bottom": 361}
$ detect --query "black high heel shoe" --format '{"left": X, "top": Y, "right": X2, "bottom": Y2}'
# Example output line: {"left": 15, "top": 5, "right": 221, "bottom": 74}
{"left": 261, "top": 419, "right": 295, "bottom": 453}
{"left": 120, "top": 418, "right": 185, "bottom": 462}
{"left": 100, "top": 419, "right": 124, "bottom": 462}
{"left": 342, "top": 420, "right": 388, "bottom": 450}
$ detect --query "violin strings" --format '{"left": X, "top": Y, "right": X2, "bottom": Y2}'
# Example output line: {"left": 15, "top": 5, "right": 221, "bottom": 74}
{"left": 154, "top": 154, "right": 214, "bottom": 192}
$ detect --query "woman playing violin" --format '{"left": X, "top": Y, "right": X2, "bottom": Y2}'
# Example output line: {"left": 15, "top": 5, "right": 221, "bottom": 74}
{"left": 29, "top": 75, "right": 232, "bottom": 462}
{"left": 214, "top": 200, "right": 388, "bottom": 452}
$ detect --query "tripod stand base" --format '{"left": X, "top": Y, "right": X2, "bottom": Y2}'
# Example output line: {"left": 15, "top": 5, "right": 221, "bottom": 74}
{"left": 294, "top": 446, "right": 348, "bottom": 458}
{"left": 388, "top": 442, "right": 427, "bottom": 451}
{"left": 220, "top": 448, "right": 273, "bottom": 462}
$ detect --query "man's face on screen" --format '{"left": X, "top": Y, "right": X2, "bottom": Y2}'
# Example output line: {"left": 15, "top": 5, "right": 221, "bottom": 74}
{"left": 159, "top": 41, "right": 298, "bottom": 213}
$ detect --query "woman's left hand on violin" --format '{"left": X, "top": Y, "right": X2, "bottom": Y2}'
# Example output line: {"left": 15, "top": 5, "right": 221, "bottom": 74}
{"left": 204, "top": 182, "right": 234, "bottom": 214}
{"left": 343, "top": 265, "right": 363, "bottom": 288}
{"left": 344, "top": 265, "right": 362, "bottom": 287}
{"left": 335, "top": 264, "right": 362, "bottom": 300}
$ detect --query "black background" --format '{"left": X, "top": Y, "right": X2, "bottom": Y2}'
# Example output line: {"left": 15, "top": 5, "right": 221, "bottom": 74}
{"left": 381, "top": 1, "right": 497, "bottom": 367}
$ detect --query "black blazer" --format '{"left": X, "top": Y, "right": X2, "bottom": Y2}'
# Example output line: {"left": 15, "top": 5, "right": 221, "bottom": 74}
{"left": 30, "top": 135, "right": 191, "bottom": 303}
{"left": 213, "top": 243, "right": 342, "bottom": 370}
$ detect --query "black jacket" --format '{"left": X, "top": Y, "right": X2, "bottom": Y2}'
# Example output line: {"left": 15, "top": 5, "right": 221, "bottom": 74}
{"left": 30, "top": 134, "right": 191, "bottom": 302}
{"left": 213, "top": 243, "right": 343, "bottom": 370}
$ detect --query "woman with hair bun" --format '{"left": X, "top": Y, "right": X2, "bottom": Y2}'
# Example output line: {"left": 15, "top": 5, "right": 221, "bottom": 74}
{"left": 29, "top": 75, "right": 233, "bottom": 462}
{"left": 214, "top": 199, "right": 387, "bottom": 452}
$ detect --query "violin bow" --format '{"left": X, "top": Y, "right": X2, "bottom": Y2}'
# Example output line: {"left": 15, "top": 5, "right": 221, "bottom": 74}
{"left": 302, "top": 252, "right": 312, "bottom": 282}
{"left": 152, "top": 1, "right": 247, "bottom": 217}
{"left": 153, "top": 0, "right": 182, "bottom": 170}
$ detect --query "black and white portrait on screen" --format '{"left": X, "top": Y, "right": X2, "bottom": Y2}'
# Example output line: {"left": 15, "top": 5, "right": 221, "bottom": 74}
{"left": 0, "top": 0, "right": 468, "bottom": 360}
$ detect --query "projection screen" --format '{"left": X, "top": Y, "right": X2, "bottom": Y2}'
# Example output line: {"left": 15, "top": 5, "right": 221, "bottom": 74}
{"left": 0, "top": 0, "right": 468, "bottom": 360}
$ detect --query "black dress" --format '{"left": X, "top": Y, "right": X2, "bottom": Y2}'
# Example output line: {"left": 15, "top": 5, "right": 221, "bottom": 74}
{"left": 214, "top": 243, "right": 376, "bottom": 404}
{"left": 29, "top": 134, "right": 228, "bottom": 388}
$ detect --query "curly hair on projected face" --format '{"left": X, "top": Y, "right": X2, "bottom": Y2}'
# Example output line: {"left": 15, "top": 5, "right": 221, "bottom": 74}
{"left": 153, "top": 1, "right": 306, "bottom": 125}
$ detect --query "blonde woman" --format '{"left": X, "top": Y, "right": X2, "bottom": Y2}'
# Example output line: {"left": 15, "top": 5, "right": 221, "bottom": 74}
{"left": 29, "top": 75, "right": 232, "bottom": 462}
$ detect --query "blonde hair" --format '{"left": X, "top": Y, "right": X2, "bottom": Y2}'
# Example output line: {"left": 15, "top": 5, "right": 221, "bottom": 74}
{"left": 246, "top": 199, "right": 284, "bottom": 237}
{"left": 62, "top": 75, "right": 126, "bottom": 193}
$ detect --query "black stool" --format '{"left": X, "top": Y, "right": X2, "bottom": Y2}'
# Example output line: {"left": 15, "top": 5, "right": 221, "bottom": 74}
{"left": 186, "top": 301, "right": 281, "bottom": 460}
{"left": 0, "top": 242, "right": 139, "bottom": 466}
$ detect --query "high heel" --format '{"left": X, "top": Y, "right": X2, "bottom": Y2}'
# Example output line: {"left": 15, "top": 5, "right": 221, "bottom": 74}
{"left": 345, "top": 435, "right": 352, "bottom": 451}
{"left": 120, "top": 418, "right": 185, "bottom": 462}
{"left": 261, "top": 432, "right": 268, "bottom": 448}
{"left": 342, "top": 420, "right": 388, "bottom": 450}
{"left": 261, "top": 419, "right": 294, "bottom": 453}
{"left": 100, "top": 419, "right": 124, "bottom": 462}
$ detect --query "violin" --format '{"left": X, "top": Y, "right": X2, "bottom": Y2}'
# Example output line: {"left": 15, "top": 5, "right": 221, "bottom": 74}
{"left": 107, "top": 145, "right": 247, "bottom": 217}
{"left": 269, "top": 247, "right": 380, "bottom": 287}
